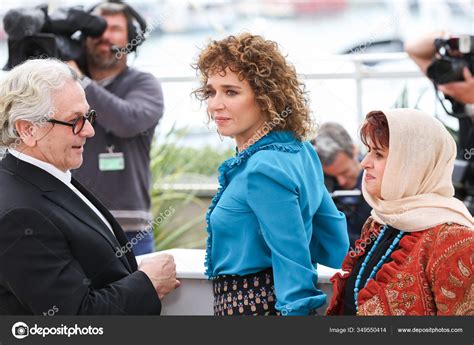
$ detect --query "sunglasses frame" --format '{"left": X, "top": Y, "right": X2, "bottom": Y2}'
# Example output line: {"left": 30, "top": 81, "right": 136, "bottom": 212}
{"left": 46, "top": 110, "right": 97, "bottom": 135}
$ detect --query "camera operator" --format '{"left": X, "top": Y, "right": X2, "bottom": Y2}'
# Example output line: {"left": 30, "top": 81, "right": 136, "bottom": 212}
{"left": 68, "top": 1, "right": 164, "bottom": 255}
{"left": 312, "top": 123, "right": 372, "bottom": 248}
{"left": 405, "top": 32, "right": 474, "bottom": 214}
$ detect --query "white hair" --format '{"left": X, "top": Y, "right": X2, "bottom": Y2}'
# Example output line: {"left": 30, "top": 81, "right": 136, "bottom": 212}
{"left": 0, "top": 58, "right": 79, "bottom": 148}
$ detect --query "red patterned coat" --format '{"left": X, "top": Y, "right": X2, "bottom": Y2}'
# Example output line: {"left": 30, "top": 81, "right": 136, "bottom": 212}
{"left": 326, "top": 218, "right": 473, "bottom": 315}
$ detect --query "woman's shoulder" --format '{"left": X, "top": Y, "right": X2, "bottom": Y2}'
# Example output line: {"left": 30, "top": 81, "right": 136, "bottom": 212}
{"left": 243, "top": 143, "right": 299, "bottom": 171}
{"left": 251, "top": 140, "right": 303, "bottom": 157}
{"left": 429, "top": 222, "right": 474, "bottom": 245}
{"left": 246, "top": 138, "right": 318, "bottom": 165}
{"left": 424, "top": 223, "right": 473, "bottom": 306}
{"left": 241, "top": 133, "right": 321, "bottom": 182}
{"left": 418, "top": 223, "right": 473, "bottom": 272}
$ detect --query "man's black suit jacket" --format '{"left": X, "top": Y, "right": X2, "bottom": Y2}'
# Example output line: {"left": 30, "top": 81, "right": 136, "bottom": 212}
{"left": 0, "top": 154, "right": 161, "bottom": 315}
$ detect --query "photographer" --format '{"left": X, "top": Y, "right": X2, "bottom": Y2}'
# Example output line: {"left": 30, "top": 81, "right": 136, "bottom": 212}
{"left": 404, "top": 32, "right": 474, "bottom": 104}
{"left": 68, "top": 1, "right": 164, "bottom": 255}
{"left": 405, "top": 32, "right": 474, "bottom": 214}
{"left": 312, "top": 122, "right": 372, "bottom": 248}
{"left": 405, "top": 32, "right": 474, "bottom": 159}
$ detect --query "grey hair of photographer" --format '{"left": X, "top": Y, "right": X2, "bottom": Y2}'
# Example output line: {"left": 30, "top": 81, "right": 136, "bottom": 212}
{"left": 0, "top": 58, "right": 80, "bottom": 148}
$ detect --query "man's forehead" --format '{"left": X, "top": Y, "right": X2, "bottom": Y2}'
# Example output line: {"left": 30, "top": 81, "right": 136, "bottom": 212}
{"left": 101, "top": 13, "right": 128, "bottom": 25}
{"left": 51, "top": 82, "right": 89, "bottom": 117}
{"left": 333, "top": 151, "right": 353, "bottom": 165}
{"left": 324, "top": 152, "right": 353, "bottom": 173}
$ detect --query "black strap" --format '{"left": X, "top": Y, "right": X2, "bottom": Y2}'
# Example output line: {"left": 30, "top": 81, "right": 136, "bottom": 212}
{"left": 105, "top": 132, "right": 114, "bottom": 150}
{"left": 433, "top": 83, "right": 470, "bottom": 119}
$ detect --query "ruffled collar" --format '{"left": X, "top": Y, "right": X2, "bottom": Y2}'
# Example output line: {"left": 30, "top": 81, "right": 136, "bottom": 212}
{"left": 204, "top": 131, "right": 303, "bottom": 277}
{"left": 218, "top": 131, "right": 302, "bottom": 186}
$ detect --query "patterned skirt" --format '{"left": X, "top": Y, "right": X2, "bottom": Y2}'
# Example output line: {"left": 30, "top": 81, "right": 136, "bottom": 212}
{"left": 212, "top": 268, "right": 280, "bottom": 316}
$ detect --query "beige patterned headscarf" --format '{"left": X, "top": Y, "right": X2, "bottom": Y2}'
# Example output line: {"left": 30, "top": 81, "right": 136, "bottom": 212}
{"left": 362, "top": 108, "right": 474, "bottom": 232}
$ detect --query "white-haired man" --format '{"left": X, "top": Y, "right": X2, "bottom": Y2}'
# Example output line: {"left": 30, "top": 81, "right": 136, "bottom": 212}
{"left": 0, "top": 58, "right": 179, "bottom": 315}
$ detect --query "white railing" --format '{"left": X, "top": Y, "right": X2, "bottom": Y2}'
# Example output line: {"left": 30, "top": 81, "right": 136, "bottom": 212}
{"left": 156, "top": 52, "right": 425, "bottom": 127}
{"left": 137, "top": 248, "right": 342, "bottom": 315}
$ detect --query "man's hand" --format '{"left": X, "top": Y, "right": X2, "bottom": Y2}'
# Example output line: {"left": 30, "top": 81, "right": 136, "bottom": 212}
{"left": 66, "top": 60, "right": 84, "bottom": 79}
{"left": 138, "top": 253, "right": 180, "bottom": 300}
{"left": 438, "top": 67, "right": 474, "bottom": 104}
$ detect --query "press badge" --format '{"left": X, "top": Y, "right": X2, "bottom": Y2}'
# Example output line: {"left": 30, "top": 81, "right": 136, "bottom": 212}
{"left": 98, "top": 152, "right": 125, "bottom": 171}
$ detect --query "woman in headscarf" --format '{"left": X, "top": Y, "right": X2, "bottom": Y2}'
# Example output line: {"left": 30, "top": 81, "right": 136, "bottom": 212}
{"left": 327, "top": 108, "right": 473, "bottom": 316}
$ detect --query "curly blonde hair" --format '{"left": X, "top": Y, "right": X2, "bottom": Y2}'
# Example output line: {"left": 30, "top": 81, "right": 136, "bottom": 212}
{"left": 193, "top": 33, "right": 313, "bottom": 141}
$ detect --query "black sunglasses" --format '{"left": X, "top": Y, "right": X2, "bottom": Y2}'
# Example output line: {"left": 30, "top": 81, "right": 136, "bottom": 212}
{"left": 47, "top": 110, "right": 97, "bottom": 135}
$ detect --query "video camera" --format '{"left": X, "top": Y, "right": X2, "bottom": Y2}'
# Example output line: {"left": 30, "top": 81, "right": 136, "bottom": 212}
{"left": 427, "top": 35, "right": 474, "bottom": 85}
{"left": 3, "top": 5, "right": 107, "bottom": 70}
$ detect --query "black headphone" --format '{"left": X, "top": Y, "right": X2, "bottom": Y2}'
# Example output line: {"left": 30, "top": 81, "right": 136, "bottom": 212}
{"left": 88, "top": 0, "right": 147, "bottom": 52}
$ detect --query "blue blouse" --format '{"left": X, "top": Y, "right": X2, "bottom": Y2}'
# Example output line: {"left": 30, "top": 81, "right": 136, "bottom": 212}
{"left": 205, "top": 131, "right": 349, "bottom": 315}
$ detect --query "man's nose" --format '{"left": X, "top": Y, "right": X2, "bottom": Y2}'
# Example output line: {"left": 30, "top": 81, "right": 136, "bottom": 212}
{"left": 337, "top": 176, "right": 347, "bottom": 188}
{"left": 80, "top": 119, "right": 95, "bottom": 138}
{"left": 101, "top": 27, "right": 113, "bottom": 42}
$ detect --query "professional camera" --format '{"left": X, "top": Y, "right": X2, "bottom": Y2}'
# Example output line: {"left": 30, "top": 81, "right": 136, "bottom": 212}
{"left": 324, "top": 175, "right": 364, "bottom": 216}
{"left": 427, "top": 35, "right": 474, "bottom": 85}
{"left": 3, "top": 5, "right": 107, "bottom": 70}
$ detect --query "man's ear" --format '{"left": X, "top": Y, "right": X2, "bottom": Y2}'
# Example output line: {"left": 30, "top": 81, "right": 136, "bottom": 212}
{"left": 15, "top": 120, "right": 37, "bottom": 147}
